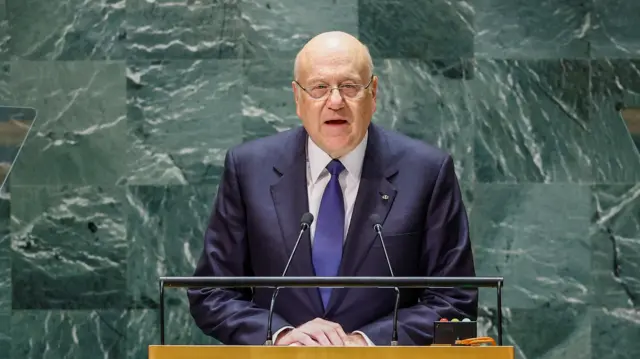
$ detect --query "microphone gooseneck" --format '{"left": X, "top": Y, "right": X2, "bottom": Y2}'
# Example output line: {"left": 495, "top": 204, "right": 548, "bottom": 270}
{"left": 265, "top": 212, "right": 314, "bottom": 345}
{"left": 370, "top": 213, "right": 400, "bottom": 346}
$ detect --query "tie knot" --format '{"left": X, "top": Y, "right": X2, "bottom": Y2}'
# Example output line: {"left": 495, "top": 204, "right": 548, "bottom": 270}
{"left": 326, "top": 159, "right": 345, "bottom": 176}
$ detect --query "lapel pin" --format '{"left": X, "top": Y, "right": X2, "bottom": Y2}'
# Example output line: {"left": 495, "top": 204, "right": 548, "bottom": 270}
{"left": 381, "top": 194, "right": 389, "bottom": 200}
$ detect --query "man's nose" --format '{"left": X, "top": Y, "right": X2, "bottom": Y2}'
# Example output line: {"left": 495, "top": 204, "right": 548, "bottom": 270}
{"left": 327, "top": 88, "right": 345, "bottom": 109}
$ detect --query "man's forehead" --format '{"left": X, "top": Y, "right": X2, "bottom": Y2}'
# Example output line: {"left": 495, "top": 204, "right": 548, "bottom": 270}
{"left": 294, "top": 35, "right": 372, "bottom": 82}
{"left": 299, "top": 57, "right": 367, "bottom": 81}
{"left": 305, "top": 68, "right": 364, "bottom": 81}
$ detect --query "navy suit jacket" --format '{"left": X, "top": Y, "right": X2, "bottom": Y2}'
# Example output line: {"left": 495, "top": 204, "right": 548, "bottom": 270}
{"left": 187, "top": 123, "right": 478, "bottom": 346}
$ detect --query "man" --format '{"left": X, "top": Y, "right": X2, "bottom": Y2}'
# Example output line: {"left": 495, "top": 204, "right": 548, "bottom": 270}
{"left": 187, "top": 31, "right": 477, "bottom": 346}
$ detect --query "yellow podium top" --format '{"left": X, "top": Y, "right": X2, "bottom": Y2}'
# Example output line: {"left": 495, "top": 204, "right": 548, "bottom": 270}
{"left": 149, "top": 345, "right": 514, "bottom": 359}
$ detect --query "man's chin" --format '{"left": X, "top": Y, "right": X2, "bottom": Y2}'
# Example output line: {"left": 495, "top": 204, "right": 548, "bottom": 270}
{"left": 322, "top": 140, "right": 355, "bottom": 158}
{"left": 319, "top": 122, "right": 352, "bottom": 140}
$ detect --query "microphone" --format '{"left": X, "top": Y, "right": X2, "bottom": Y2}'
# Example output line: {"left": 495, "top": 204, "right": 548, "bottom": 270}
{"left": 265, "top": 212, "right": 314, "bottom": 345}
{"left": 370, "top": 213, "right": 400, "bottom": 346}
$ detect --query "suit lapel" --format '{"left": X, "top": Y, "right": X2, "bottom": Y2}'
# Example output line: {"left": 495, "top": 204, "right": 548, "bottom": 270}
{"left": 270, "top": 127, "right": 324, "bottom": 314}
{"left": 325, "top": 125, "right": 398, "bottom": 314}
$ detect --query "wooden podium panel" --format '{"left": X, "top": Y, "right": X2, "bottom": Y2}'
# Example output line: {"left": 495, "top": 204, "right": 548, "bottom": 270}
{"left": 149, "top": 345, "right": 514, "bottom": 359}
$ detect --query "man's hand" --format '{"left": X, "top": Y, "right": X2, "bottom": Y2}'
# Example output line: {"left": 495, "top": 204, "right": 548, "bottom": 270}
{"left": 344, "top": 333, "right": 368, "bottom": 346}
{"left": 275, "top": 318, "right": 348, "bottom": 346}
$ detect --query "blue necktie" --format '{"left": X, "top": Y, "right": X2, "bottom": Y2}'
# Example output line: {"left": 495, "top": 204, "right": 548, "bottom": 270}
{"left": 312, "top": 159, "right": 345, "bottom": 309}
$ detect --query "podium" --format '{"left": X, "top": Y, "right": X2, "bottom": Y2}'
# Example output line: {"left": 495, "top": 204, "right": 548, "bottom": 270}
{"left": 154, "top": 276, "right": 511, "bottom": 358}
{"left": 148, "top": 345, "right": 515, "bottom": 359}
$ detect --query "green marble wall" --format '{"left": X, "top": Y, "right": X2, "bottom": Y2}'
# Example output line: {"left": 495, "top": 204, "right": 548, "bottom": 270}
{"left": 1, "top": 0, "right": 639, "bottom": 358}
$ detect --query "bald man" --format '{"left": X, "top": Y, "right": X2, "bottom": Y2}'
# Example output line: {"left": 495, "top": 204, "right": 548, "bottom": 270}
{"left": 187, "top": 31, "right": 477, "bottom": 346}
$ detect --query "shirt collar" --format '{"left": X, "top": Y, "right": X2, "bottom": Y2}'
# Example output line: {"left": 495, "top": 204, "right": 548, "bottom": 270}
{"left": 307, "top": 131, "right": 368, "bottom": 183}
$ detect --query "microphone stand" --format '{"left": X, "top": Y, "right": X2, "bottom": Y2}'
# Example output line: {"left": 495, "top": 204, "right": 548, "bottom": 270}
{"left": 265, "top": 215, "right": 313, "bottom": 345}
{"left": 373, "top": 220, "right": 400, "bottom": 346}
{"left": 265, "top": 288, "right": 280, "bottom": 345}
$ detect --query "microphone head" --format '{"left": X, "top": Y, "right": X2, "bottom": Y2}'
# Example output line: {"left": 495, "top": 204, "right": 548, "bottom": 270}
{"left": 370, "top": 213, "right": 382, "bottom": 226}
{"left": 300, "top": 212, "right": 314, "bottom": 226}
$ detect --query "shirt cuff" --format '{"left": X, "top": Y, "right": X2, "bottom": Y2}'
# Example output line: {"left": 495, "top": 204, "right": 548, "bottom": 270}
{"left": 273, "top": 326, "right": 294, "bottom": 344}
{"left": 352, "top": 330, "right": 375, "bottom": 346}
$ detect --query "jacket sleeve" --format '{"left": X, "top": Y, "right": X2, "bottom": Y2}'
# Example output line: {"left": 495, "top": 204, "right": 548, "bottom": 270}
{"left": 355, "top": 155, "right": 478, "bottom": 345}
{"left": 187, "top": 148, "right": 291, "bottom": 345}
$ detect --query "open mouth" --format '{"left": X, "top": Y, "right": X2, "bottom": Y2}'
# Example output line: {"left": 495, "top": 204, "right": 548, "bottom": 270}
{"left": 325, "top": 119, "right": 348, "bottom": 125}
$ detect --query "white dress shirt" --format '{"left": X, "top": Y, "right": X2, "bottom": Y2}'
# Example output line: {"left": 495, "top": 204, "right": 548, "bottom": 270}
{"left": 306, "top": 131, "right": 367, "bottom": 242}
{"left": 273, "top": 131, "right": 375, "bottom": 346}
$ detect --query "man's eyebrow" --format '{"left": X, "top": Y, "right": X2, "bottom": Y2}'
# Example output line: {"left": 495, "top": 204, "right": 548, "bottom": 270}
{"left": 306, "top": 75, "right": 362, "bottom": 83}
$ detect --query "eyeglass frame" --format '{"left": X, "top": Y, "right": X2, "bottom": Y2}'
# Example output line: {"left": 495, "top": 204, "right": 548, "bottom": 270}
{"left": 293, "top": 74, "right": 375, "bottom": 100}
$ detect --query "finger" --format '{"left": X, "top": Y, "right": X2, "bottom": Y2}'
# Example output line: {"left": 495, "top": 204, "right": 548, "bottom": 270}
{"left": 314, "top": 319, "right": 347, "bottom": 345}
{"left": 324, "top": 327, "right": 344, "bottom": 346}
{"left": 314, "top": 318, "right": 348, "bottom": 338}
{"left": 303, "top": 328, "right": 331, "bottom": 346}
{"left": 330, "top": 323, "right": 348, "bottom": 345}
{"left": 297, "top": 333, "right": 318, "bottom": 346}
{"left": 312, "top": 321, "right": 342, "bottom": 346}
{"left": 278, "top": 330, "right": 316, "bottom": 346}
{"left": 330, "top": 322, "right": 348, "bottom": 340}
{"left": 276, "top": 332, "right": 298, "bottom": 346}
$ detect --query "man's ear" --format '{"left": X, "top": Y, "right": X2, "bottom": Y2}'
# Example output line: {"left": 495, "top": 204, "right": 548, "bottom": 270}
{"left": 371, "top": 76, "right": 378, "bottom": 100}
{"left": 370, "top": 76, "right": 378, "bottom": 114}
{"left": 292, "top": 81, "right": 302, "bottom": 118}
{"left": 292, "top": 81, "right": 299, "bottom": 104}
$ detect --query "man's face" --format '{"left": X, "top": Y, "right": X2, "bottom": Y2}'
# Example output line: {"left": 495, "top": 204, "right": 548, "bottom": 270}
{"left": 292, "top": 49, "right": 377, "bottom": 158}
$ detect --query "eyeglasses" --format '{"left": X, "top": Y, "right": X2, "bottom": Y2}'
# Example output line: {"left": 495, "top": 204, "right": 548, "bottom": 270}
{"left": 294, "top": 75, "right": 374, "bottom": 99}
